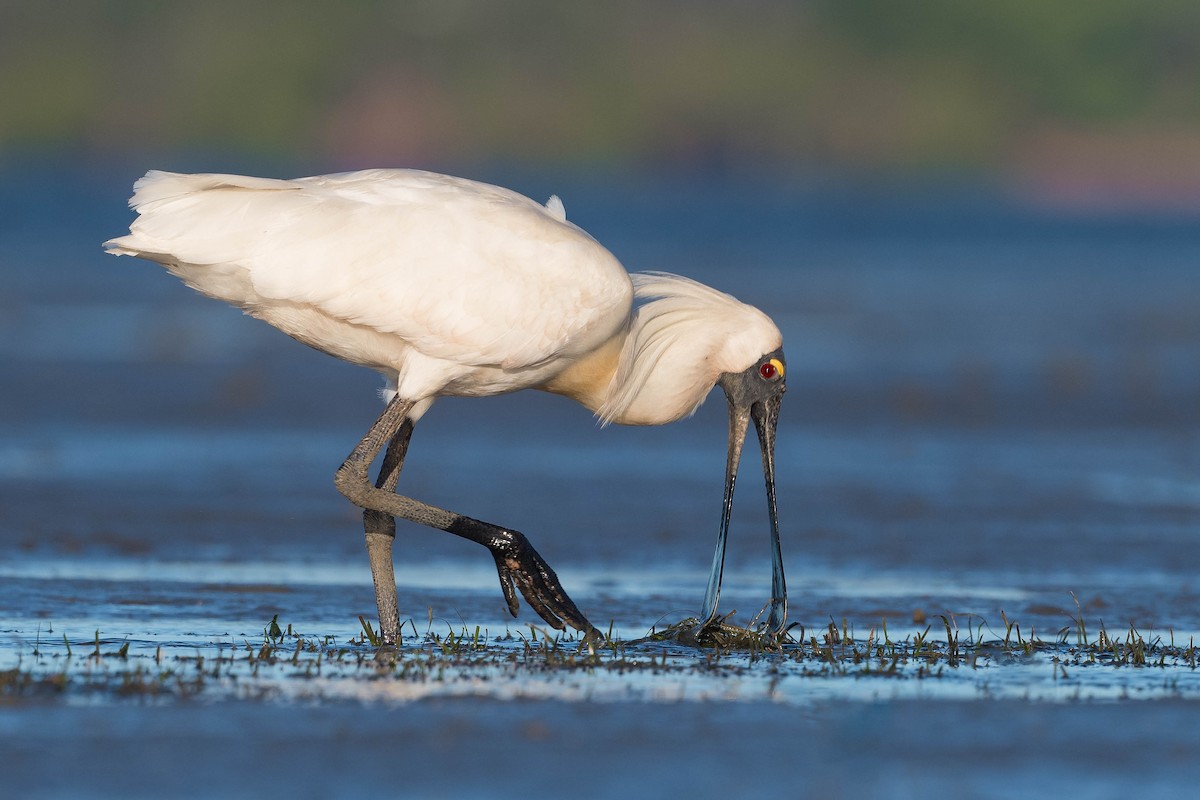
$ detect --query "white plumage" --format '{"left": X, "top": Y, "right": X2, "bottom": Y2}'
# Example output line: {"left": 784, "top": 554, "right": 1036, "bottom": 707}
{"left": 106, "top": 168, "right": 789, "bottom": 643}
{"left": 105, "top": 169, "right": 780, "bottom": 425}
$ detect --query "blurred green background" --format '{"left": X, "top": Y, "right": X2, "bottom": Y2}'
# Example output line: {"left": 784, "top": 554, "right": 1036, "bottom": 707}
{"left": 3, "top": 0, "right": 1199, "bottom": 205}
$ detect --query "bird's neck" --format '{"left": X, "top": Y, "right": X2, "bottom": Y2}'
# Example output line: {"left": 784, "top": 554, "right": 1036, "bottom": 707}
{"left": 540, "top": 311, "right": 722, "bottom": 427}
{"left": 542, "top": 272, "right": 783, "bottom": 426}
{"left": 538, "top": 330, "right": 627, "bottom": 414}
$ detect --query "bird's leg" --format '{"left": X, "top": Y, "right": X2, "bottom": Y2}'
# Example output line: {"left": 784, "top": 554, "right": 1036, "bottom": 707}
{"left": 362, "top": 416, "right": 414, "bottom": 646}
{"left": 335, "top": 397, "right": 596, "bottom": 637}
{"left": 337, "top": 396, "right": 413, "bottom": 646}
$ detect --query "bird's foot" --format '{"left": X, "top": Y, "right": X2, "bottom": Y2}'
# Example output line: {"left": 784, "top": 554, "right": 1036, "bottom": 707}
{"left": 488, "top": 530, "right": 596, "bottom": 636}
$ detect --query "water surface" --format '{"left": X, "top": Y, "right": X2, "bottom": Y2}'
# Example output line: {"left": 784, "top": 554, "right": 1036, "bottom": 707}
{"left": 2, "top": 165, "right": 1198, "bottom": 797}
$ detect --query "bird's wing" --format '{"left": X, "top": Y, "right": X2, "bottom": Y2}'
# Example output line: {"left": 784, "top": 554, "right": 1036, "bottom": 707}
{"left": 107, "top": 170, "right": 633, "bottom": 370}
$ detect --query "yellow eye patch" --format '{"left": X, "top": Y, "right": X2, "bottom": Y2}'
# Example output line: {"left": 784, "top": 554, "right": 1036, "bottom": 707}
{"left": 759, "top": 358, "right": 785, "bottom": 380}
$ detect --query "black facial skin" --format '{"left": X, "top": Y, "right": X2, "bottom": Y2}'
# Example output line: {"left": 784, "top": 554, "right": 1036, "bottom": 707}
{"left": 720, "top": 347, "right": 787, "bottom": 415}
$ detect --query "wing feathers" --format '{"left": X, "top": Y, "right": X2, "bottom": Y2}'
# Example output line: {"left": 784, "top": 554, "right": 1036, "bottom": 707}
{"left": 107, "top": 170, "right": 632, "bottom": 372}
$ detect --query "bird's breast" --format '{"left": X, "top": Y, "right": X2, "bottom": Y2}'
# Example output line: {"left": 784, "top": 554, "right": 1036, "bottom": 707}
{"left": 537, "top": 332, "right": 624, "bottom": 412}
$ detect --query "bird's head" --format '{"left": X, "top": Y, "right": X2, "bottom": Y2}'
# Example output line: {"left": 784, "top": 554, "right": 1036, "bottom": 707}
{"left": 598, "top": 273, "right": 784, "bottom": 426}
{"left": 718, "top": 347, "right": 786, "bottom": 453}
{"left": 595, "top": 271, "right": 788, "bottom": 629}
{"left": 686, "top": 346, "right": 788, "bottom": 632}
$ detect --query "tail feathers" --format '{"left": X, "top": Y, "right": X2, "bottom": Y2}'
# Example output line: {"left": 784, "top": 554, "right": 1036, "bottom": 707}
{"left": 102, "top": 234, "right": 140, "bottom": 256}
{"left": 104, "top": 169, "right": 305, "bottom": 259}
{"left": 125, "top": 170, "right": 298, "bottom": 211}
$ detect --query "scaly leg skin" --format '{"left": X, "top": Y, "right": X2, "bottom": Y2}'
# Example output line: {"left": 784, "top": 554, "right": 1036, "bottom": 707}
{"left": 362, "top": 417, "right": 414, "bottom": 646}
{"left": 335, "top": 397, "right": 597, "bottom": 641}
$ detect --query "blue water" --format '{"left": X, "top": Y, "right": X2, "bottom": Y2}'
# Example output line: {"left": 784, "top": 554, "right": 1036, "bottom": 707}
{"left": 2, "top": 162, "right": 1199, "bottom": 797}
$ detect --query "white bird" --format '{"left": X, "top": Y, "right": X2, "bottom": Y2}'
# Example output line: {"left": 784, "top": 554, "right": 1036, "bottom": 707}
{"left": 105, "top": 169, "right": 788, "bottom": 645}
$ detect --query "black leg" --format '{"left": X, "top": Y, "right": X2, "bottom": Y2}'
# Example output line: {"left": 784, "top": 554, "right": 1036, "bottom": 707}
{"left": 335, "top": 397, "right": 595, "bottom": 637}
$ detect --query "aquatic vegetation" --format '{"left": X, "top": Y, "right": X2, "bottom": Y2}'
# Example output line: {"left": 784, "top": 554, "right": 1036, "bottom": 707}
{"left": 3, "top": 606, "right": 1197, "bottom": 706}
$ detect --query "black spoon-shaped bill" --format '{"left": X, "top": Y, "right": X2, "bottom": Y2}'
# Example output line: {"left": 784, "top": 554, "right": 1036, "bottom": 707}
{"left": 694, "top": 349, "right": 787, "bottom": 636}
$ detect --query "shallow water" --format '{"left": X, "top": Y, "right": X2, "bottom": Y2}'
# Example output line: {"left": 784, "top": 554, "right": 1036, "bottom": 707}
{"left": 2, "top": 165, "right": 1199, "bottom": 796}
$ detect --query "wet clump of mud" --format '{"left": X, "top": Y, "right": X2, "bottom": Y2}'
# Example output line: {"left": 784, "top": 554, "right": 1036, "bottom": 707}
{"left": 634, "top": 615, "right": 793, "bottom": 651}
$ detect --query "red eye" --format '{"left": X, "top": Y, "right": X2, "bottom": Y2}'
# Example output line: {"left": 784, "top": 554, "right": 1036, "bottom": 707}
{"left": 759, "top": 362, "right": 777, "bottom": 379}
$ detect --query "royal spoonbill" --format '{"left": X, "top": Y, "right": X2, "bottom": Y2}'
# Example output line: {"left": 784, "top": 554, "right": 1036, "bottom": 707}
{"left": 105, "top": 169, "right": 787, "bottom": 645}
